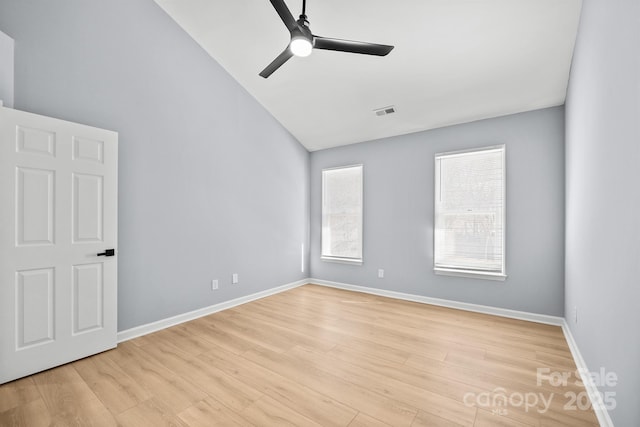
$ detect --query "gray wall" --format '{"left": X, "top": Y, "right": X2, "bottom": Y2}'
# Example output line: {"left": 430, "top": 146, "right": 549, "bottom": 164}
{"left": 0, "top": 0, "right": 310, "bottom": 331}
{"left": 310, "top": 107, "right": 565, "bottom": 316}
{"left": 0, "top": 29, "right": 13, "bottom": 107}
{"left": 565, "top": 0, "right": 640, "bottom": 425}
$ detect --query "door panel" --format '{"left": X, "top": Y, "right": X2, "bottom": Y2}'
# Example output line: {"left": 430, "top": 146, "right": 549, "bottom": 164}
{"left": 73, "top": 173, "right": 103, "bottom": 243}
{"left": 0, "top": 106, "right": 117, "bottom": 384}
{"left": 16, "top": 126, "right": 56, "bottom": 156}
{"left": 72, "top": 263, "right": 104, "bottom": 334}
{"left": 73, "top": 136, "right": 103, "bottom": 163}
{"left": 16, "top": 267, "right": 55, "bottom": 348}
{"left": 16, "top": 167, "right": 55, "bottom": 246}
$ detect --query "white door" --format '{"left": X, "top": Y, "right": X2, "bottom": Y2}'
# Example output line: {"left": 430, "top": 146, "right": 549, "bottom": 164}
{"left": 0, "top": 106, "right": 118, "bottom": 384}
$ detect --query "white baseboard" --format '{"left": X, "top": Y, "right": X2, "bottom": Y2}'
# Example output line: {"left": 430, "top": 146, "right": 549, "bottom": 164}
{"left": 118, "top": 277, "right": 564, "bottom": 343}
{"left": 561, "top": 321, "right": 614, "bottom": 427}
{"left": 309, "top": 278, "right": 564, "bottom": 326}
{"left": 117, "top": 279, "right": 307, "bottom": 343}
{"left": 310, "top": 278, "right": 613, "bottom": 426}
{"left": 116, "top": 276, "right": 611, "bottom": 427}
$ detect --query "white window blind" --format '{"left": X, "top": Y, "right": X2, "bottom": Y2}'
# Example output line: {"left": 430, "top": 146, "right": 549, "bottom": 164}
{"left": 434, "top": 146, "right": 505, "bottom": 278}
{"left": 321, "top": 165, "right": 363, "bottom": 264}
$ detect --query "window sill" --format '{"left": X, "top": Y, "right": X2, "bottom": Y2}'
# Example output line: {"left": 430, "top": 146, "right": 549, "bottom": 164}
{"left": 321, "top": 256, "right": 363, "bottom": 266}
{"left": 434, "top": 268, "right": 507, "bottom": 281}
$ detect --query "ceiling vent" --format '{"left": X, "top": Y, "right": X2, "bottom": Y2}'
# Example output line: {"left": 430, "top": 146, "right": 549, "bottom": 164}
{"left": 374, "top": 106, "right": 396, "bottom": 116}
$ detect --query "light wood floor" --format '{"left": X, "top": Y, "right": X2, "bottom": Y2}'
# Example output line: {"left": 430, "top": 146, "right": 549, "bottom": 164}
{"left": 0, "top": 284, "right": 598, "bottom": 426}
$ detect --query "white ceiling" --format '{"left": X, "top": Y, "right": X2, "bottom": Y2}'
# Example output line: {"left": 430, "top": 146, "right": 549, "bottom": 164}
{"left": 154, "top": 0, "right": 582, "bottom": 151}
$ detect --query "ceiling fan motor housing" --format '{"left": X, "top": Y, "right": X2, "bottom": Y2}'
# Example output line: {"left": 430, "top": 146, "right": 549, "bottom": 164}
{"left": 292, "top": 18, "right": 313, "bottom": 44}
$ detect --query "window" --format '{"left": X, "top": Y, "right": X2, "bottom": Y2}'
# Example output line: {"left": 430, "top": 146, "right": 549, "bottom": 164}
{"left": 434, "top": 146, "right": 506, "bottom": 279}
{"left": 321, "top": 165, "right": 363, "bottom": 264}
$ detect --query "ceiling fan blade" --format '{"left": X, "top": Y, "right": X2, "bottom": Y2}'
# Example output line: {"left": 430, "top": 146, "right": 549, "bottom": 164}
{"left": 269, "top": 0, "right": 298, "bottom": 32}
{"left": 259, "top": 47, "right": 294, "bottom": 78}
{"left": 313, "top": 36, "right": 394, "bottom": 56}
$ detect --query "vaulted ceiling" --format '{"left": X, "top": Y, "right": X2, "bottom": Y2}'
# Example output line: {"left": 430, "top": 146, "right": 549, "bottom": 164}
{"left": 154, "top": 0, "right": 582, "bottom": 151}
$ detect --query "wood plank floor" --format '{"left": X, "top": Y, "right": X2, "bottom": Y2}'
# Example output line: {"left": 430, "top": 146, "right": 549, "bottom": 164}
{"left": 0, "top": 284, "right": 599, "bottom": 426}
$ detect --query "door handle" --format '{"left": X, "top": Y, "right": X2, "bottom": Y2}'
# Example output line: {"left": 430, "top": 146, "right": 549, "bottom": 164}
{"left": 97, "top": 249, "right": 115, "bottom": 257}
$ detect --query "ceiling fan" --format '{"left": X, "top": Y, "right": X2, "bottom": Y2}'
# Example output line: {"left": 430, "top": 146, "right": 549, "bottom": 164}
{"left": 260, "top": 0, "right": 394, "bottom": 78}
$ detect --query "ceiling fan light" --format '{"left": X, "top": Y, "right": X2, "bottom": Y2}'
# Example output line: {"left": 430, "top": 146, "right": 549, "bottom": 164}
{"left": 290, "top": 37, "right": 312, "bottom": 57}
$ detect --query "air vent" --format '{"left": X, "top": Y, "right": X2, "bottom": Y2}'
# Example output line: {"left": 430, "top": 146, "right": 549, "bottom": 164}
{"left": 374, "top": 106, "right": 396, "bottom": 116}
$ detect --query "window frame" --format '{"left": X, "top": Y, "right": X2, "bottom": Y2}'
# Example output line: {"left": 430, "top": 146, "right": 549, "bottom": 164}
{"left": 321, "top": 164, "right": 364, "bottom": 265}
{"left": 433, "top": 145, "right": 507, "bottom": 281}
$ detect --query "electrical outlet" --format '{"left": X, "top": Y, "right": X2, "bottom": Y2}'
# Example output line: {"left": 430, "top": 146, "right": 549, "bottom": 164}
{"left": 378, "top": 269, "right": 384, "bottom": 278}
{"left": 211, "top": 280, "right": 218, "bottom": 290}
{"left": 232, "top": 273, "right": 238, "bottom": 284}
{"left": 574, "top": 306, "right": 578, "bottom": 323}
